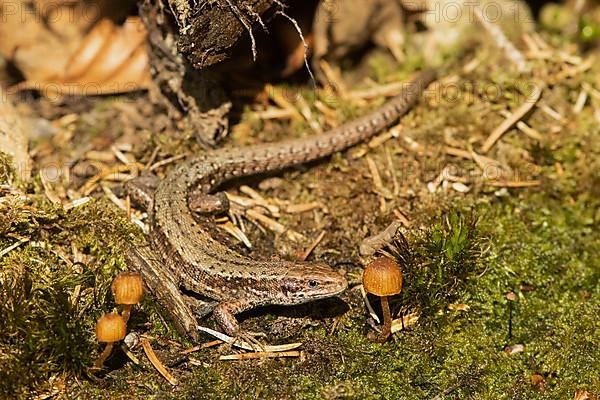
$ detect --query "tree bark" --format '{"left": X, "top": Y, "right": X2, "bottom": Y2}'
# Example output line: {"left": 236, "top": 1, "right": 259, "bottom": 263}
{"left": 140, "top": 0, "right": 234, "bottom": 146}
{"left": 170, "top": 0, "right": 278, "bottom": 69}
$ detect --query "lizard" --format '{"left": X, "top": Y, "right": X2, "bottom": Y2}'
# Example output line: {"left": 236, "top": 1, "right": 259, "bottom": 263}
{"left": 126, "top": 69, "right": 437, "bottom": 338}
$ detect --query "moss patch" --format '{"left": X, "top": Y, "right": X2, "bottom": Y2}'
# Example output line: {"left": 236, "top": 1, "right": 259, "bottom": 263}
{"left": 0, "top": 199, "right": 140, "bottom": 398}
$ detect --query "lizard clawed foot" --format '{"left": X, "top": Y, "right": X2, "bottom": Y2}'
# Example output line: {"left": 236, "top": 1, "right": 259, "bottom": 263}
{"left": 212, "top": 302, "right": 268, "bottom": 351}
{"left": 231, "top": 330, "right": 267, "bottom": 352}
{"left": 188, "top": 191, "right": 230, "bottom": 215}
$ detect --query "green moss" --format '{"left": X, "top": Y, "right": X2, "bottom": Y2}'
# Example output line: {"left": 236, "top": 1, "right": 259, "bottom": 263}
{"left": 0, "top": 199, "right": 141, "bottom": 398}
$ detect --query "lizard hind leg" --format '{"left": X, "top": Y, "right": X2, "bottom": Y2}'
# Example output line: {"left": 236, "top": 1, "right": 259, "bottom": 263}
{"left": 126, "top": 173, "right": 161, "bottom": 211}
{"left": 188, "top": 190, "right": 230, "bottom": 215}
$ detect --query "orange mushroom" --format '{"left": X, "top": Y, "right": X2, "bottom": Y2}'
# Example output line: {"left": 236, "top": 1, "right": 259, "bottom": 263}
{"left": 111, "top": 272, "right": 144, "bottom": 323}
{"left": 363, "top": 256, "right": 403, "bottom": 343}
{"left": 94, "top": 313, "right": 126, "bottom": 368}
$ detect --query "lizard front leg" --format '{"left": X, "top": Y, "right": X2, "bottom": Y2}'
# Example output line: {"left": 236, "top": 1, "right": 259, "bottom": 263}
{"left": 213, "top": 298, "right": 262, "bottom": 337}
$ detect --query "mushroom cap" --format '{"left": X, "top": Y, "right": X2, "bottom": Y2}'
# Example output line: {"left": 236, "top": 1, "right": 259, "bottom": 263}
{"left": 362, "top": 256, "right": 402, "bottom": 296}
{"left": 96, "top": 313, "right": 126, "bottom": 343}
{"left": 111, "top": 272, "right": 144, "bottom": 305}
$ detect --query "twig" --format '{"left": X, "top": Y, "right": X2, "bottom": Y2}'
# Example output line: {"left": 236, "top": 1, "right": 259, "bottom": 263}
{"left": 573, "top": 89, "right": 588, "bottom": 113}
{"left": 365, "top": 156, "right": 387, "bottom": 212}
{"left": 498, "top": 110, "right": 543, "bottom": 141}
{"left": 40, "top": 171, "right": 62, "bottom": 205}
{"left": 197, "top": 326, "right": 302, "bottom": 352}
{"left": 144, "top": 145, "right": 161, "bottom": 170}
{"left": 385, "top": 147, "right": 400, "bottom": 196}
{"left": 148, "top": 153, "right": 188, "bottom": 171}
{"left": 181, "top": 340, "right": 223, "bottom": 354}
{"left": 111, "top": 145, "right": 133, "bottom": 165}
{"left": 141, "top": 339, "right": 178, "bottom": 386}
{"left": 319, "top": 60, "right": 348, "bottom": 99}
{"left": 120, "top": 343, "right": 140, "bottom": 365}
{"left": 390, "top": 310, "right": 420, "bottom": 333}
{"left": 81, "top": 163, "right": 142, "bottom": 195}
{"left": 392, "top": 209, "right": 411, "bottom": 226}
{"left": 285, "top": 201, "right": 320, "bottom": 214}
{"left": 245, "top": 208, "right": 305, "bottom": 241}
{"left": 537, "top": 103, "right": 564, "bottom": 122}
{"left": 359, "top": 284, "right": 380, "bottom": 324}
{"left": 485, "top": 180, "right": 540, "bottom": 188}
{"left": 220, "top": 350, "right": 302, "bottom": 361}
{"left": 266, "top": 84, "right": 304, "bottom": 121}
{"left": 254, "top": 107, "right": 296, "bottom": 120}
{"left": 63, "top": 197, "right": 91, "bottom": 211}
{"left": 220, "top": 220, "right": 253, "bottom": 248}
{"left": 101, "top": 184, "right": 126, "bottom": 211}
{"left": 298, "top": 230, "right": 326, "bottom": 261}
{"left": 239, "top": 186, "right": 280, "bottom": 214}
{"left": 444, "top": 146, "right": 473, "bottom": 160}
{"left": 349, "top": 81, "right": 411, "bottom": 100}
{"left": 228, "top": 192, "right": 280, "bottom": 216}
{"left": 480, "top": 85, "right": 542, "bottom": 153}
{"left": 0, "top": 237, "right": 29, "bottom": 258}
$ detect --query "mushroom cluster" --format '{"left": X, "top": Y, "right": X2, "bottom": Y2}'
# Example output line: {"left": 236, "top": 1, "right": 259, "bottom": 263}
{"left": 93, "top": 271, "right": 144, "bottom": 369}
{"left": 362, "top": 256, "right": 403, "bottom": 343}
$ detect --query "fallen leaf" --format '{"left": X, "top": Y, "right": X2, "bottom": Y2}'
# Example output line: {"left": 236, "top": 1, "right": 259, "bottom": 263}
{"left": 573, "top": 390, "right": 597, "bottom": 400}
{"left": 13, "top": 17, "right": 150, "bottom": 95}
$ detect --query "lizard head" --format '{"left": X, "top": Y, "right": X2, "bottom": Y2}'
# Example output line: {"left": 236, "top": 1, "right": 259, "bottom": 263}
{"left": 278, "top": 263, "right": 348, "bottom": 304}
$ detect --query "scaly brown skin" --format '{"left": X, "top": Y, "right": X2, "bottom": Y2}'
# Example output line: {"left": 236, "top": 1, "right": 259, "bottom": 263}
{"left": 128, "top": 70, "right": 437, "bottom": 337}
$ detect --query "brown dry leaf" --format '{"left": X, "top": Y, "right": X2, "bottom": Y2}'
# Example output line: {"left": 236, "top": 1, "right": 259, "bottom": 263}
{"left": 14, "top": 16, "right": 150, "bottom": 95}
{"left": 312, "top": 0, "right": 406, "bottom": 78}
{"left": 0, "top": 0, "right": 92, "bottom": 82}
{"left": 63, "top": 19, "right": 116, "bottom": 79}
{"left": 573, "top": 390, "right": 597, "bottom": 400}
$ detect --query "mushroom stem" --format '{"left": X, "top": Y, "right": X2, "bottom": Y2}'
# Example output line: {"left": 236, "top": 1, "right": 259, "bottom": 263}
{"left": 94, "top": 343, "right": 114, "bottom": 369}
{"left": 121, "top": 305, "right": 132, "bottom": 324}
{"left": 369, "top": 296, "right": 392, "bottom": 343}
{"left": 379, "top": 296, "right": 392, "bottom": 341}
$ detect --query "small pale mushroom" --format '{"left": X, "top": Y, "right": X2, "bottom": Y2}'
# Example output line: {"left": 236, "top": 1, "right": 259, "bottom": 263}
{"left": 363, "top": 256, "right": 403, "bottom": 343}
{"left": 111, "top": 272, "right": 144, "bottom": 323}
{"left": 94, "top": 312, "right": 127, "bottom": 368}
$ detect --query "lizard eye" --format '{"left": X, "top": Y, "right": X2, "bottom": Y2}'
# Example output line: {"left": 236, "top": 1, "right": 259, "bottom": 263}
{"left": 308, "top": 280, "right": 319, "bottom": 288}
